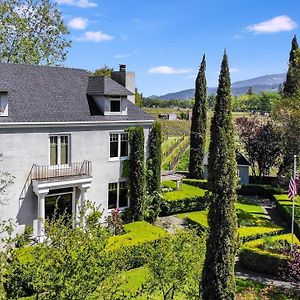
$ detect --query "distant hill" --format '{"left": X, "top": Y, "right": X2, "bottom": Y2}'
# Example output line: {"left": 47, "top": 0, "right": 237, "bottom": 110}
{"left": 150, "top": 73, "right": 286, "bottom": 100}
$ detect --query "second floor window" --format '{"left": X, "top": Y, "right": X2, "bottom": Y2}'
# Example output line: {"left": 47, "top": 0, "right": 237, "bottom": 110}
{"left": 110, "top": 133, "right": 128, "bottom": 159}
{"left": 50, "top": 135, "right": 70, "bottom": 165}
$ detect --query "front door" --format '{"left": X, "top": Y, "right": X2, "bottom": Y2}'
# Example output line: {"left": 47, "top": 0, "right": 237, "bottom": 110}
{"left": 45, "top": 188, "right": 73, "bottom": 223}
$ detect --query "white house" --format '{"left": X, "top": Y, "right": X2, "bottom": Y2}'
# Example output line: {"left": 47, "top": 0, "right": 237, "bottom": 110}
{"left": 0, "top": 63, "right": 153, "bottom": 242}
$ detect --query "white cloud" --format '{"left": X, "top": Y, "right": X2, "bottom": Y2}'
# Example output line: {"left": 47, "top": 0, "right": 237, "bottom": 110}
{"left": 148, "top": 66, "right": 192, "bottom": 74}
{"left": 68, "top": 17, "right": 88, "bottom": 30}
{"left": 247, "top": 15, "right": 297, "bottom": 34}
{"left": 57, "top": 0, "right": 97, "bottom": 8}
{"left": 229, "top": 68, "right": 240, "bottom": 73}
{"left": 77, "top": 31, "right": 114, "bottom": 42}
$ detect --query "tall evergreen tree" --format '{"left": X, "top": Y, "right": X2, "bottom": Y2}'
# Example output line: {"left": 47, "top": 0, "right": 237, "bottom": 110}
{"left": 189, "top": 55, "right": 207, "bottom": 179}
{"left": 202, "top": 51, "right": 238, "bottom": 300}
{"left": 283, "top": 35, "right": 299, "bottom": 97}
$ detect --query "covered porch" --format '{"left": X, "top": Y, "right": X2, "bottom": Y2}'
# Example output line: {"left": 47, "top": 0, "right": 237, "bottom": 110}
{"left": 31, "top": 161, "right": 92, "bottom": 242}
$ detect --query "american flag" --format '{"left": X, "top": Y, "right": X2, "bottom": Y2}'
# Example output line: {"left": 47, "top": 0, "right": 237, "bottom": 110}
{"left": 288, "top": 172, "right": 299, "bottom": 200}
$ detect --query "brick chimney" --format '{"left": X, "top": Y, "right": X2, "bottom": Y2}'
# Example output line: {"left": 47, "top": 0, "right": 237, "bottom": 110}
{"left": 111, "top": 64, "right": 135, "bottom": 104}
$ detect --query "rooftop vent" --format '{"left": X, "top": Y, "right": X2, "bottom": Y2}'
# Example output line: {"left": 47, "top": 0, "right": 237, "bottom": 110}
{"left": 119, "top": 64, "right": 126, "bottom": 72}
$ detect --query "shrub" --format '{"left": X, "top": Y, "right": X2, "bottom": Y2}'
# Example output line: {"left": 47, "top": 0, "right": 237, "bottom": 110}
{"left": 238, "top": 184, "right": 285, "bottom": 196}
{"left": 183, "top": 178, "right": 208, "bottom": 190}
{"left": 160, "top": 181, "right": 208, "bottom": 215}
{"left": 240, "top": 234, "right": 300, "bottom": 275}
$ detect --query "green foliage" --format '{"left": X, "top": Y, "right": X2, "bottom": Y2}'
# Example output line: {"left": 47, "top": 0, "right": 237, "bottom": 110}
{"left": 175, "top": 148, "right": 190, "bottom": 171}
{"left": 202, "top": 51, "right": 238, "bottom": 299}
{"left": 107, "top": 221, "right": 167, "bottom": 250}
{"left": 147, "top": 122, "right": 162, "bottom": 222}
{"left": 127, "top": 127, "right": 146, "bottom": 221}
{"left": 143, "top": 98, "right": 193, "bottom": 109}
{"left": 93, "top": 65, "right": 113, "bottom": 77}
{"left": 0, "top": 0, "right": 71, "bottom": 65}
{"left": 183, "top": 178, "right": 208, "bottom": 189}
{"left": 233, "top": 91, "right": 281, "bottom": 112}
{"left": 141, "top": 230, "right": 206, "bottom": 300}
{"left": 236, "top": 117, "right": 283, "bottom": 181}
{"left": 273, "top": 194, "right": 300, "bottom": 236}
{"left": 283, "top": 35, "right": 299, "bottom": 97}
{"left": 189, "top": 55, "right": 207, "bottom": 179}
{"left": 160, "top": 181, "right": 207, "bottom": 215}
{"left": 238, "top": 184, "right": 285, "bottom": 196}
{"left": 135, "top": 88, "right": 143, "bottom": 108}
{"left": 4, "top": 205, "right": 124, "bottom": 300}
{"left": 240, "top": 234, "right": 300, "bottom": 276}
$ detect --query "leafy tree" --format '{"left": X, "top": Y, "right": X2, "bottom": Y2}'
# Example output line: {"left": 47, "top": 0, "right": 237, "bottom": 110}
{"left": 93, "top": 65, "right": 113, "bottom": 77}
{"left": 4, "top": 204, "right": 128, "bottom": 300}
{"left": 283, "top": 35, "right": 299, "bottom": 97}
{"left": 135, "top": 88, "right": 143, "bottom": 108}
{"left": 128, "top": 127, "right": 145, "bottom": 221}
{"left": 141, "top": 230, "right": 206, "bottom": 300}
{"left": 202, "top": 51, "right": 238, "bottom": 300}
{"left": 189, "top": 55, "right": 207, "bottom": 179}
{"left": 147, "top": 121, "right": 162, "bottom": 222}
{"left": 0, "top": 0, "right": 71, "bottom": 65}
{"left": 236, "top": 117, "right": 283, "bottom": 182}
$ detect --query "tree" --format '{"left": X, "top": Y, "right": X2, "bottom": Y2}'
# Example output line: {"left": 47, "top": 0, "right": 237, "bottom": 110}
{"left": 142, "top": 230, "right": 206, "bottom": 300}
{"left": 147, "top": 121, "right": 162, "bottom": 222}
{"left": 3, "top": 204, "right": 130, "bottom": 300}
{"left": 236, "top": 117, "right": 283, "bottom": 182}
{"left": 247, "top": 86, "right": 254, "bottom": 95}
{"left": 93, "top": 65, "right": 113, "bottom": 77}
{"left": 135, "top": 88, "right": 143, "bottom": 108}
{"left": 128, "top": 127, "right": 145, "bottom": 221}
{"left": 189, "top": 55, "right": 207, "bottom": 179}
{"left": 202, "top": 51, "right": 238, "bottom": 299}
{"left": 283, "top": 35, "right": 299, "bottom": 97}
{"left": 0, "top": 0, "right": 71, "bottom": 65}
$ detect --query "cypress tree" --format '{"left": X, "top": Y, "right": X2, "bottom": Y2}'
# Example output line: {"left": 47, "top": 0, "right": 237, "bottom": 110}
{"left": 189, "top": 55, "right": 207, "bottom": 179}
{"left": 128, "top": 126, "right": 145, "bottom": 221}
{"left": 147, "top": 121, "right": 162, "bottom": 221}
{"left": 283, "top": 35, "right": 299, "bottom": 97}
{"left": 202, "top": 51, "right": 238, "bottom": 300}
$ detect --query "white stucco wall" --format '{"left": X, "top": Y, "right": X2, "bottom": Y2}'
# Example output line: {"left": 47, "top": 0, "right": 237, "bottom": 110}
{"left": 0, "top": 123, "right": 151, "bottom": 232}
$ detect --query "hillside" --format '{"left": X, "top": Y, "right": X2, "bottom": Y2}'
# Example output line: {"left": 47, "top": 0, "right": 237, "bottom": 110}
{"left": 150, "top": 73, "right": 285, "bottom": 100}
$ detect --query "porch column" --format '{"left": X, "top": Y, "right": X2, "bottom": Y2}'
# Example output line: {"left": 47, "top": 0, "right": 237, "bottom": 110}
{"left": 78, "top": 185, "right": 90, "bottom": 227}
{"left": 37, "top": 192, "right": 48, "bottom": 242}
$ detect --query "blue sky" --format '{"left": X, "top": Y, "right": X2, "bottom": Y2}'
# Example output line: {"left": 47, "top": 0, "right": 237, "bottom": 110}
{"left": 57, "top": 0, "right": 300, "bottom": 96}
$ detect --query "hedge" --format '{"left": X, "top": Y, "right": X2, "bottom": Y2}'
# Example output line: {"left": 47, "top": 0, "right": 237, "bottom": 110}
{"left": 273, "top": 194, "right": 300, "bottom": 240}
{"left": 177, "top": 210, "right": 283, "bottom": 243}
{"left": 182, "top": 178, "right": 285, "bottom": 196}
{"left": 240, "top": 234, "right": 300, "bottom": 275}
{"left": 160, "top": 181, "right": 208, "bottom": 215}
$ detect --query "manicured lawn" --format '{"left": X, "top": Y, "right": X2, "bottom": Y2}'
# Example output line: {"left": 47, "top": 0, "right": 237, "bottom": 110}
{"left": 107, "top": 221, "right": 167, "bottom": 250}
{"left": 161, "top": 180, "right": 206, "bottom": 201}
{"left": 274, "top": 194, "right": 300, "bottom": 224}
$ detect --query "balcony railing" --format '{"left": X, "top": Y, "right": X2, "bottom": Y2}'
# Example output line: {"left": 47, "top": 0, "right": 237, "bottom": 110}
{"left": 32, "top": 160, "right": 92, "bottom": 182}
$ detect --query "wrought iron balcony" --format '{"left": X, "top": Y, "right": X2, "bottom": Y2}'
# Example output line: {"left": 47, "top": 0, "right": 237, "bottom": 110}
{"left": 32, "top": 160, "right": 92, "bottom": 182}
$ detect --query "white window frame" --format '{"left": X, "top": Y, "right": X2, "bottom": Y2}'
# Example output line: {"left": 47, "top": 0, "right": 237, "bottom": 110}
{"left": 0, "top": 92, "right": 8, "bottom": 116}
{"left": 109, "top": 132, "right": 129, "bottom": 161}
{"left": 108, "top": 181, "right": 129, "bottom": 210}
{"left": 49, "top": 134, "right": 71, "bottom": 166}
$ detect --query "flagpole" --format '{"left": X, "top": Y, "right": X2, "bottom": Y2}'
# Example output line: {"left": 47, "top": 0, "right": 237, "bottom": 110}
{"left": 291, "top": 154, "right": 297, "bottom": 253}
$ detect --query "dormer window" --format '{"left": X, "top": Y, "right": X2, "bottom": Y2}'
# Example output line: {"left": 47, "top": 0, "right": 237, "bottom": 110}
{"left": 0, "top": 92, "right": 8, "bottom": 116}
{"left": 110, "top": 96, "right": 121, "bottom": 113}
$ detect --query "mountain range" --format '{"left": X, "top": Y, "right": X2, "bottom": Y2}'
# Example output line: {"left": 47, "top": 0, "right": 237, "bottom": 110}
{"left": 149, "top": 73, "right": 286, "bottom": 100}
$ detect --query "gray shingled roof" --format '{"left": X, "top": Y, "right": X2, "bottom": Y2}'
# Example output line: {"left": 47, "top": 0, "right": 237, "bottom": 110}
{"left": 0, "top": 63, "right": 152, "bottom": 123}
{"left": 87, "top": 76, "right": 134, "bottom": 96}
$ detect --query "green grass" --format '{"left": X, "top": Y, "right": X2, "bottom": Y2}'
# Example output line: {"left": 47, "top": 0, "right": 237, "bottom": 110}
{"left": 107, "top": 221, "right": 167, "bottom": 250}
{"left": 274, "top": 194, "right": 300, "bottom": 224}
{"left": 161, "top": 180, "right": 206, "bottom": 201}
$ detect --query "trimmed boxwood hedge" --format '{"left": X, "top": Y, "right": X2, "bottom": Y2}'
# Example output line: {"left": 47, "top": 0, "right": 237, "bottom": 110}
{"left": 240, "top": 234, "right": 300, "bottom": 276}
{"left": 273, "top": 194, "right": 300, "bottom": 240}
{"left": 160, "top": 181, "right": 208, "bottom": 215}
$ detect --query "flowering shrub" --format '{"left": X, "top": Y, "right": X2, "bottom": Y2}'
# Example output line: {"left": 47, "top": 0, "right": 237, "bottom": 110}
{"left": 106, "top": 209, "right": 124, "bottom": 235}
